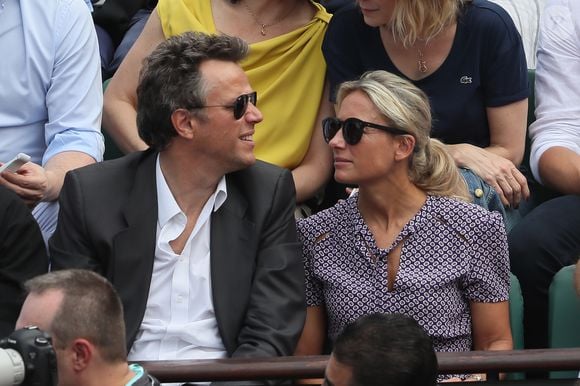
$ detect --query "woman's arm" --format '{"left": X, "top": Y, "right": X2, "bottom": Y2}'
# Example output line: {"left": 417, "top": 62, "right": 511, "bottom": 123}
{"left": 462, "top": 300, "right": 513, "bottom": 382}
{"left": 294, "top": 305, "right": 327, "bottom": 356}
{"left": 445, "top": 99, "right": 530, "bottom": 207}
{"left": 470, "top": 301, "right": 513, "bottom": 351}
{"left": 102, "top": 8, "right": 166, "bottom": 154}
{"left": 292, "top": 82, "right": 334, "bottom": 203}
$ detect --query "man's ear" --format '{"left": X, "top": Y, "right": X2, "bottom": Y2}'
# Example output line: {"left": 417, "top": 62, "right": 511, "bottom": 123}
{"left": 394, "top": 135, "right": 416, "bottom": 161}
{"left": 70, "top": 338, "right": 94, "bottom": 372}
{"left": 171, "top": 109, "right": 196, "bottom": 140}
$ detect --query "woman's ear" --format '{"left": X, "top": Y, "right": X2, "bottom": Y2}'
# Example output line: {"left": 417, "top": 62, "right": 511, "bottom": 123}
{"left": 171, "top": 109, "right": 196, "bottom": 140}
{"left": 394, "top": 135, "right": 416, "bottom": 161}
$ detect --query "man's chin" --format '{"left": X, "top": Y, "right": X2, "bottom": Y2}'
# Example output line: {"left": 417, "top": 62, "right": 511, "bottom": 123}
{"left": 227, "top": 156, "right": 256, "bottom": 173}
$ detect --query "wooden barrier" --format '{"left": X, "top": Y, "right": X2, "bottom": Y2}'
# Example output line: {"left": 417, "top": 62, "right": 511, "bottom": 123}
{"left": 139, "top": 348, "right": 580, "bottom": 383}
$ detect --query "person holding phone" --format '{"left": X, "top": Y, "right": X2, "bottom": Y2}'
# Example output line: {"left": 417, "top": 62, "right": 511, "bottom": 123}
{"left": 0, "top": 0, "right": 104, "bottom": 242}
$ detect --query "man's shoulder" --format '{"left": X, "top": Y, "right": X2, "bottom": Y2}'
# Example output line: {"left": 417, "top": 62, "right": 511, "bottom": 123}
{"left": 65, "top": 151, "right": 154, "bottom": 193}
{"left": 72, "top": 151, "right": 150, "bottom": 176}
{"left": 228, "top": 160, "right": 292, "bottom": 187}
{"left": 225, "top": 160, "right": 295, "bottom": 210}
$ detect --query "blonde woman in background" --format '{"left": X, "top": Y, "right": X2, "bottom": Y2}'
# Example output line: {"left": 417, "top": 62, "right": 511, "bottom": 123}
{"left": 103, "top": 0, "right": 333, "bottom": 204}
{"left": 321, "top": 0, "right": 530, "bottom": 228}
{"left": 296, "top": 71, "right": 512, "bottom": 381}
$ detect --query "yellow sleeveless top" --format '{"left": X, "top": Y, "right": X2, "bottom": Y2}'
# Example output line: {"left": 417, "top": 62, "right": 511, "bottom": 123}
{"left": 158, "top": 0, "right": 330, "bottom": 169}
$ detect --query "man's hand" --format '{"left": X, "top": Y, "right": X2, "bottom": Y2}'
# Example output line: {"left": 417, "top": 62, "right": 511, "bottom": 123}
{"left": 0, "top": 151, "right": 96, "bottom": 206}
{"left": 0, "top": 162, "right": 50, "bottom": 206}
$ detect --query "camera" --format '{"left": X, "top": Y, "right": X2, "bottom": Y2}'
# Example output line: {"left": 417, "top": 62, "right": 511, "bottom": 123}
{"left": 0, "top": 326, "right": 57, "bottom": 386}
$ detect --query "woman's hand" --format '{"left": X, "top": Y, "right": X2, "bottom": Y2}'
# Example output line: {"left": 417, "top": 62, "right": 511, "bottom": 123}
{"left": 446, "top": 143, "right": 529, "bottom": 208}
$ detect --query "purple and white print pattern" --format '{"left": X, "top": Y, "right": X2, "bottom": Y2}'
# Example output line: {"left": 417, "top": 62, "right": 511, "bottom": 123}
{"left": 297, "top": 194, "right": 510, "bottom": 353}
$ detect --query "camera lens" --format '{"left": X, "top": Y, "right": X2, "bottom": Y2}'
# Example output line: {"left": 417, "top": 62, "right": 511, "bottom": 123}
{"left": 0, "top": 348, "right": 26, "bottom": 385}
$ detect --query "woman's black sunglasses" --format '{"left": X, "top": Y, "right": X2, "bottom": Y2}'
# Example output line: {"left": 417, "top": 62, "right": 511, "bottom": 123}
{"left": 193, "top": 91, "right": 257, "bottom": 120}
{"left": 322, "top": 117, "right": 409, "bottom": 145}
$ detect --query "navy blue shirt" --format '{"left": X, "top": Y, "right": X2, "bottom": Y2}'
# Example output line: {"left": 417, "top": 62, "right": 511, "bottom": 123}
{"left": 322, "top": 0, "right": 528, "bottom": 148}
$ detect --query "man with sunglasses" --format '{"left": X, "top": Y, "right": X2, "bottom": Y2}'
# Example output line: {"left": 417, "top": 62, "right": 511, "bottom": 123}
{"left": 49, "top": 32, "right": 305, "bottom": 384}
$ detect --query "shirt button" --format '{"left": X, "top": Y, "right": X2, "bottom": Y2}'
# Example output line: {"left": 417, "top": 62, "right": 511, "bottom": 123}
{"left": 474, "top": 188, "right": 484, "bottom": 198}
{"left": 176, "top": 295, "right": 184, "bottom": 303}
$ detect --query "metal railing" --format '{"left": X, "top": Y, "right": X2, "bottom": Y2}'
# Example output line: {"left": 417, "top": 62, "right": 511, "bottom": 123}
{"left": 139, "top": 348, "right": 580, "bottom": 383}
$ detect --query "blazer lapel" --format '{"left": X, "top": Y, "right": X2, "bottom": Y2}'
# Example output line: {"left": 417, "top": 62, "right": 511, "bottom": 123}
{"left": 112, "top": 150, "right": 158, "bottom": 347}
{"left": 210, "top": 176, "right": 257, "bottom": 354}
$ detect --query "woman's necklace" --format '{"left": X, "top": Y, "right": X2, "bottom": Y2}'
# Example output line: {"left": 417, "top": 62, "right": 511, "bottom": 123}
{"left": 416, "top": 47, "right": 428, "bottom": 73}
{"left": 241, "top": 0, "right": 298, "bottom": 36}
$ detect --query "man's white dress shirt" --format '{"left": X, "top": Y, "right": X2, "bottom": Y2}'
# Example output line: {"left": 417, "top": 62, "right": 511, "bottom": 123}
{"left": 128, "top": 157, "right": 228, "bottom": 364}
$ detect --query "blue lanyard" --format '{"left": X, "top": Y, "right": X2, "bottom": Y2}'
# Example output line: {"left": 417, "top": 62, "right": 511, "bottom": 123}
{"left": 126, "top": 364, "right": 145, "bottom": 386}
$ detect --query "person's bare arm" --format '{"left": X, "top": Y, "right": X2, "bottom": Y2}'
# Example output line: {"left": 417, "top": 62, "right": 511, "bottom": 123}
{"left": 538, "top": 147, "right": 580, "bottom": 195}
{"left": 471, "top": 301, "right": 513, "bottom": 351}
{"left": 102, "top": 8, "right": 165, "bottom": 153}
{"left": 294, "top": 305, "right": 326, "bottom": 356}
{"left": 292, "top": 82, "right": 334, "bottom": 203}
{"left": 446, "top": 99, "right": 530, "bottom": 207}
{"left": 294, "top": 306, "right": 327, "bottom": 385}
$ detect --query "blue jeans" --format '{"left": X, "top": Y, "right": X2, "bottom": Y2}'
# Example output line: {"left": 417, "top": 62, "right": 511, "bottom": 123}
{"left": 460, "top": 168, "right": 520, "bottom": 231}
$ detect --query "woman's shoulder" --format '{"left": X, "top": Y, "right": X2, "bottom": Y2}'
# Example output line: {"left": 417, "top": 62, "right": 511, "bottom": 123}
{"left": 310, "top": 0, "right": 332, "bottom": 23}
{"left": 326, "top": 2, "right": 363, "bottom": 28}
{"left": 297, "top": 198, "right": 355, "bottom": 238}
{"left": 324, "top": 3, "right": 378, "bottom": 53}
{"left": 429, "top": 195, "right": 504, "bottom": 232}
{"left": 462, "top": 0, "right": 520, "bottom": 32}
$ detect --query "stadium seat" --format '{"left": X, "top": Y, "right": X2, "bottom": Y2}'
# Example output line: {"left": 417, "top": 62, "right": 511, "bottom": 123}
{"left": 508, "top": 273, "right": 525, "bottom": 380}
{"left": 548, "top": 264, "right": 580, "bottom": 379}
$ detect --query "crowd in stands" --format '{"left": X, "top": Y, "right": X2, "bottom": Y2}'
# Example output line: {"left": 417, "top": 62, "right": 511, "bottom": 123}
{"left": 0, "top": 0, "right": 578, "bottom": 385}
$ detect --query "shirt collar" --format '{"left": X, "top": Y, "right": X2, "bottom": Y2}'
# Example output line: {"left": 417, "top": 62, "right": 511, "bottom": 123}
{"left": 155, "top": 155, "right": 228, "bottom": 228}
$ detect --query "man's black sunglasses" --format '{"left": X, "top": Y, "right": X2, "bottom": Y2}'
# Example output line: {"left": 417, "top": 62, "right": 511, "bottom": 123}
{"left": 322, "top": 117, "right": 409, "bottom": 145}
{"left": 192, "top": 91, "right": 257, "bottom": 120}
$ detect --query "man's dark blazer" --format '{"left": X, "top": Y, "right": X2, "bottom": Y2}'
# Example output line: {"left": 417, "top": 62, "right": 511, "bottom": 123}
{"left": 49, "top": 149, "right": 305, "bottom": 360}
{"left": 0, "top": 186, "right": 48, "bottom": 337}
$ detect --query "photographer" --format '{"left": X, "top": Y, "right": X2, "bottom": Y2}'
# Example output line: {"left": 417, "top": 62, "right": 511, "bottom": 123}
{"left": 14, "top": 269, "right": 159, "bottom": 386}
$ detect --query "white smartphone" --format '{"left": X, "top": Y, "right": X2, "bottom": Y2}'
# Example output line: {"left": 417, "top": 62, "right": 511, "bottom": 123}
{"left": 0, "top": 153, "right": 31, "bottom": 173}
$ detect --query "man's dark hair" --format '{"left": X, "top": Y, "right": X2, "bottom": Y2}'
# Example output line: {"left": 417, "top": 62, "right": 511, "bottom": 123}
{"left": 332, "top": 313, "right": 438, "bottom": 386}
{"left": 24, "top": 269, "right": 127, "bottom": 363}
{"left": 136, "top": 31, "right": 249, "bottom": 150}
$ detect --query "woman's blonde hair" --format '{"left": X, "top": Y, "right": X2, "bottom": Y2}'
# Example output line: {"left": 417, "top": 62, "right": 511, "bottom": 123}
{"left": 336, "top": 70, "right": 470, "bottom": 201}
{"left": 389, "top": 0, "right": 470, "bottom": 47}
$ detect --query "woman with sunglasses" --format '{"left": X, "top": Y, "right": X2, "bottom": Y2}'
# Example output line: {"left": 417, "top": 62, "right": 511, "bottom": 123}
{"left": 295, "top": 71, "right": 512, "bottom": 381}
{"left": 103, "top": 0, "right": 333, "bottom": 205}
{"left": 321, "top": 0, "right": 530, "bottom": 229}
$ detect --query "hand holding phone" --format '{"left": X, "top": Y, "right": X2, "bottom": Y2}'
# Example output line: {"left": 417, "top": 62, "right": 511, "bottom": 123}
{"left": 0, "top": 153, "right": 31, "bottom": 173}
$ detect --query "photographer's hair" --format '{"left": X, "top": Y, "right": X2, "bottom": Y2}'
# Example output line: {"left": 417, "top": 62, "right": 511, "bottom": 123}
{"left": 24, "top": 270, "right": 126, "bottom": 363}
{"left": 388, "top": 0, "right": 472, "bottom": 47}
{"left": 332, "top": 313, "right": 438, "bottom": 386}
{"left": 136, "top": 31, "right": 249, "bottom": 150}
{"left": 336, "top": 70, "right": 469, "bottom": 201}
